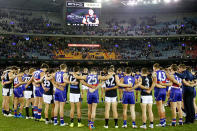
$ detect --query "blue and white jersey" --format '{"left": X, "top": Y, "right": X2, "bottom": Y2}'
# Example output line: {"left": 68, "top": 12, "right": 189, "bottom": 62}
{"left": 172, "top": 74, "right": 182, "bottom": 89}
{"left": 86, "top": 74, "right": 99, "bottom": 95}
{"left": 33, "top": 70, "right": 43, "bottom": 80}
{"left": 13, "top": 77, "right": 19, "bottom": 86}
{"left": 55, "top": 71, "right": 65, "bottom": 84}
{"left": 155, "top": 70, "right": 167, "bottom": 91}
{"left": 135, "top": 74, "right": 141, "bottom": 80}
{"left": 123, "top": 75, "right": 135, "bottom": 93}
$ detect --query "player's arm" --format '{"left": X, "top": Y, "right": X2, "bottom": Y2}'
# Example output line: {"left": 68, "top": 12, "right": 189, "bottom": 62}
{"left": 99, "top": 74, "right": 113, "bottom": 81}
{"left": 115, "top": 75, "right": 132, "bottom": 88}
{"left": 14, "top": 76, "right": 26, "bottom": 88}
{"left": 105, "top": 86, "right": 118, "bottom": 91}
{"left": 25, "top": 77, "right": 33, "bottom": 88}
{"left": 3, "top": 72, "right": 15, "bottom": 85}
{"left": 182, "top": 79, "right": 196, "bottom": 87}
{"left": 80, "top": 80, "right": 94, "bottom": 88}
{"left": 132, "top": 79, "right": 142, "bottom": 89}
{"left": 166, "top": 72, "right": 181, "bottom": 87}
{"left": 73, "top": 73, "right": 86, "bottom": 80}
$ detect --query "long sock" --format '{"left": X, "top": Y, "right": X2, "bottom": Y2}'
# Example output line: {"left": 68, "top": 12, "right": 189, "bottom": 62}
{"left": 164, "top": 118, "right": 166, "bottom": 124}
{"left": 114, "top": 119, "right": 118, "bottom": 126}
{"left": 26, "top": 107, "right": 29, "bottom": 117}
{"left": 78, "top": 118, "right": 81, "bottom": 123}
{"left": 37, "top": 109, "right": 42, "bottom": 119}
{"left": 33, "top": 106, "right": 38, "bottom": 119}
{"left": 54, "top": 116, "right": 57, "bottom": 123}
{"left": 160, "top": 119, "right": 164, "bottom": 125}
{"left": 46, "top": 118, "right": 49, "bottom": 121}
{"left": 60, "top": 117, "right": 64, "bottom": 124}
{"left": 123, "top": 120, "right": 127, "bottom": 125}
{"left": 172, "top": 119, "right": 176, "bottom": 126}
{"left": 51, "top": 117, "right": 54, "bottom": 122}
{"left": 70, "top": 118, "right": 74, "bottom": 123}
{"left": 132, "top": 121, "right": 136, "bottom": 125}
{"left": 195, "top": 114, "right": 197, "bottom": 118}
{"left": 150, "top": 122, "right": 154, "bottom": 125}
{"left": 105, "top": 119, "right": 109, "bottom": 126}
{"left": 32, "top": 108, "right": 34, "bottom": 117}
{"left": 179, "top": 118, "right": 183, "bottom": 125}
{"left": 14, "top": 110, "right": 17, "bottom": 116}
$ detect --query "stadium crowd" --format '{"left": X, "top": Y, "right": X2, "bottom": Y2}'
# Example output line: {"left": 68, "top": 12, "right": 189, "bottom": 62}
{"left": 1, "top": 9, "right": 197, "bottom": 36}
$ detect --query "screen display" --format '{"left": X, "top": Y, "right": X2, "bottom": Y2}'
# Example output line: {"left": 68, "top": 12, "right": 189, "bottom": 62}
{"left": 66, "top": 8, "right": 100, "bottom": 26}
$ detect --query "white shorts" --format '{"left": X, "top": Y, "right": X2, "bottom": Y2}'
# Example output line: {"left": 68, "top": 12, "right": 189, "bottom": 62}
{"left": 141, "top": 96, "right": 153, "bottom": 104}
{"left": 24, "top": 91, "right": 33, "bottom": 99}
{"left": 105, "top": 97, "right": 117, "bottom": 103}
{"left": 43, "top": 94, "right": 54, "bottom": 104}
{"left": 82, "top": 85, "right": 89, "bottom": 90}
{"left": 2, "top": 88, "right": 13, "bottom": 96}
{"left": 101, "top": 83, "right": 106, "bottom": 88}
{"left": 70, "top": 93, "right": 81, "bottom": 103}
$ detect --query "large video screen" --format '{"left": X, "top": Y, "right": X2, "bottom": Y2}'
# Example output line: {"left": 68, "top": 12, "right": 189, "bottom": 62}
{"left": 66, "top": 8, "right": 100, "bottom": 26}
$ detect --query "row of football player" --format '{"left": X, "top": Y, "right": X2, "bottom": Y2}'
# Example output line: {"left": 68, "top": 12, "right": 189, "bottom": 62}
{"left": 1, "top": 63, "right": 197, "bottom": 129}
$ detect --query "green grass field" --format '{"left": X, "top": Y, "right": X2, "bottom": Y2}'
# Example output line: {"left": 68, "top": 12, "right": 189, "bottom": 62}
{"left": 0, "top": 82, "right": 197, "bottom": 131}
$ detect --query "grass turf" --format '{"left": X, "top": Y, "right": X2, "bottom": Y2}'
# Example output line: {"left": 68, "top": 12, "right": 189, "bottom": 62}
{"left": 0, "top": 82, "right": 197, "bottom": 131}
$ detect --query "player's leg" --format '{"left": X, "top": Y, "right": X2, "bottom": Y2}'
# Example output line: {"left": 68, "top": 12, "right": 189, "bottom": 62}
{"left": 69, "top": 102, "right": 75, "bottom": 127}
{"left": 156, "top": 100, "right": 165, "bottom": 126}
{"left": 91, "top": 103, "right": 98, "bottom": 121}
{"left": 147, "top": 103, "right": 154, "bottom": 128}
{"left": 44, "top": 100, "right": 50, "bottom": 124}
{"left": 104, "top": 101, "right": 111, "bottom": 128}
{"left": 5, "top": 96, "right": 10, "bottom": 115}
{"left": 112, "top": 100, "right": 118, "bottom": 128}
{"left": 140, "top": 103, "right": 147, "bottom": 129}
{"left": 13, "top": 97, "right": 18, "bottom": 118}
{"left": 170, "top": 101, "right": 177, "bottom": 126}
{"left": 76, "top": 101, "right": 83, "bottom": 127}
{"left": 54, "top": 101, "right": 59, "bottom": 125}
{"left": 59, "top": 102, "right": 65, "bottom": 126}
{"left": 177, "top": 101, "right": 183, "bottom": 125}
{"left": 88, "top": 104, "right": 92, "bottom": 124}
{"left": 37, "top": 97, "right": 43, "bottom": 120}
{"left": 30, "top": 98, "right": 34, "bottom": 118}
{"left": 18, "top": 97, "right": 25, "bottom": 118}
{"left": 130, "top": 104, "right": 137, "bottom": 128}
{"left": 122, "top": 104, "right": 128, "bottom": 128}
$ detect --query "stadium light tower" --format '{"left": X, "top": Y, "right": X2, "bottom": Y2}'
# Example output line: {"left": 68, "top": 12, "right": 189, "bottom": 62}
{"left": 164, "top": 0, "right": 172, "bottom": 3}
{"left": 97, "top": 0, "right": 102, "bottom": 2}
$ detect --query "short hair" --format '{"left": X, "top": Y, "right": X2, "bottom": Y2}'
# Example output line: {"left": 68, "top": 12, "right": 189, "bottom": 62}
{"left": 108, "top": 68, "right": 113, "bottom": 72}
{"left": 103, "top": 68, "right": 107, "bottom": 73}
{"left": 141, "top": 68, "right": 148, "bottom": 74}
{"left": 41, "top": 63, "right": 49, "bottom": 69}
{"left": 29, "top": 68, "right": 35, "bottom": 74}
{"left": 179, "top": 64, "right": 186, "bottom": 69}
{"left": 11, "top": 66, "right": 18, "bottom": 70}
{"left": 74, "top": 66, "right": 80, "bottom": 72}
{"left": 90, "top": 67, "right": 97, "bottom": 72}
{"left": 48, "top": 68, "right": 55, "bottom": 74}
{"left": 171, "top": 64, "right": 178, "bottom": 71}
{"left": 60, "top": 64, "right": 67, "bottom": 70}
{"left": 125, "top": 67, "right": 132, "bottom": 74}
{"left": 187, "top": 66, "right": 192, "bottom": 72}
{"left": 117, "top": 68, "right": 122, "bottom": 72}
{"left": 153, "top": 63, "right": 160, "bottom": 69}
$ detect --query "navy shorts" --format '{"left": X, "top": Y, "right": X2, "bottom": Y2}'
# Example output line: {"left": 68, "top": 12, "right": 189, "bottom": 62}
{"left": 122, "top": 91, "right": 135, "bottom": 104}
{"left": 170, "top": 88, "right": 182, "bottom": 102}
{"left": 87, "top": 93, "right": 99, "bottom": 104}
{"left": 154, "top": 88, "right": 166, "bottom": 101}
{"left": 14, "top": 87, "right": 24, "bottom": 98}
{"left": 35, "top": 86, "right": 44, "bottom": 97}
{"left": 54, "top": 89, "right": 67, "bottom": 102}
